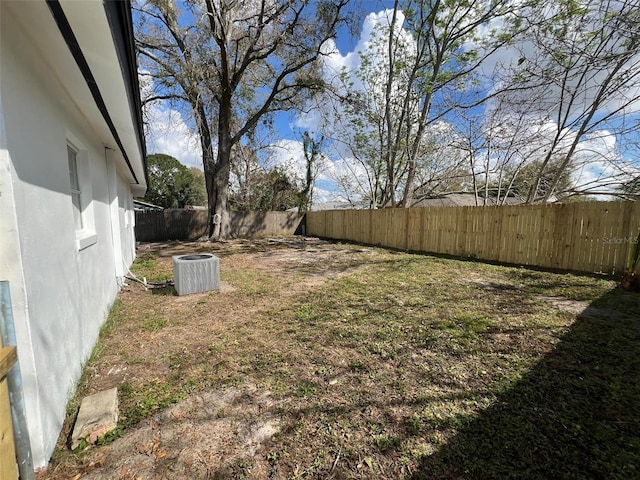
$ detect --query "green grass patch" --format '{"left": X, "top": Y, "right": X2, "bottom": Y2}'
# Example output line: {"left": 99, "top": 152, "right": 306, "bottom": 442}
{"left": 130, "top": 252, "right": 173, "bottom": 283}
{"left": 222, "top": 269, "right": 275, "bottom": 296}
{"left": 143, "top": 315, "right": 168, "bottom": 331}
{"left": 262, "top": 254, "right": 637, "bottom": 479}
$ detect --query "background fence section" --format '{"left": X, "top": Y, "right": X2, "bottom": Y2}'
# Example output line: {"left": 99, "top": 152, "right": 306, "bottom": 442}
{"left": 307, "top": 201, "right": 640, "bottom": 275}
{"left": 135, "top": 210, "right": 304, "bottom": 242}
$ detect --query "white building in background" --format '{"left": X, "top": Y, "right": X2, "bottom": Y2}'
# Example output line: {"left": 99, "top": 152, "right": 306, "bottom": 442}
{"left": 0, "top": 0, "right": 147, "bottom": 470}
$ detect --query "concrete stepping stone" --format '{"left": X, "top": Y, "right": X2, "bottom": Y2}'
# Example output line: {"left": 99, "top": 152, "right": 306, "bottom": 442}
{"left": 71, "top": 388, "right": 118, "bottom": 449}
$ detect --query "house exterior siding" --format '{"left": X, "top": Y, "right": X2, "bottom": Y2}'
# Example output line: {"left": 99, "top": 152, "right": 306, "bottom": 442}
{"left": 0, "top": 1, "right": 145, "bottom": 469}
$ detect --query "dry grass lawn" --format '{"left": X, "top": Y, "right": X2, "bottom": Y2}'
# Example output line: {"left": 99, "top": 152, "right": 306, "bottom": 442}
{"left": 38, "top": 237, "right": 640, "bottom": 479}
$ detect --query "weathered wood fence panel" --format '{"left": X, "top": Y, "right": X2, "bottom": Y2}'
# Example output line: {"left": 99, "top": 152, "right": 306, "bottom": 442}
{"left": 135, "top": 210, "right": 304, "bottom": 241}
{"left": 228, "top": 211, "right": 304, "bottom": 239}
{"left": 307, "top": 201, "right": 640, "bottom": 275}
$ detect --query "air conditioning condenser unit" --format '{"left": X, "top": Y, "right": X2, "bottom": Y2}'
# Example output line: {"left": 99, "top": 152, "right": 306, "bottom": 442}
{"left": 172, "top": 253, "right": 220, "bottom": 296}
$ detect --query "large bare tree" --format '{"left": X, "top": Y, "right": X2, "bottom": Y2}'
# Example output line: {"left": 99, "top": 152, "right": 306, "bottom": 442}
{"left": 136, "top": 0, "right": 349, "bottom": 238}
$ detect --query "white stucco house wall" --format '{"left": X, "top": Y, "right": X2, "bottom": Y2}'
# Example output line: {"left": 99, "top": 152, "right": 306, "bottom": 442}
{"left": 0, "top": 0, "right": 147, "bottom": 470}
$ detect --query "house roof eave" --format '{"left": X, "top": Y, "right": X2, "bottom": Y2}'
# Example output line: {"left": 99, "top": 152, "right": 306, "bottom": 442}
{"left": 43, "top": 0, "right": 147, "bottom": 192}
{"left": 103, "top": 0, "right": 148, "bottom": 191}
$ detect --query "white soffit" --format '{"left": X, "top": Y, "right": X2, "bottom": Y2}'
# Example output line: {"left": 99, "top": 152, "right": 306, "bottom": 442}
{"left": 4, "top": 0, "right": 145, "bottom": 189}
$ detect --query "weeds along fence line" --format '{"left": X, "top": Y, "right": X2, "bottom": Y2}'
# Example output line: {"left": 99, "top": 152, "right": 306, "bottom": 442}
{"left": 135, "top": 209, "right": 304, "bottom": 241}
{"left": 306, "top": 201, "right": 640, "bottom": 276}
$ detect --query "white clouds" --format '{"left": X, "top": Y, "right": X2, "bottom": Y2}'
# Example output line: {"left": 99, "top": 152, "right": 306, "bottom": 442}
{"left": 297, "top": 9, "right": 411, "bottom": 133}
{"left": 571, "top": 131, "right": 638, "bottom": 194}
{"left": 139, "top": 69, "right": 203, "bottom": 169}
{"left": 143, "top": 101, "right": 203, "bottom": 169}
{"left": 491, "top": 0, "right": 640, "bottom": 121}
{"left": 267, "top": 139, "right": 307, "bottom": 179}
{"left": 322, "top": 10, "right": 406, "bottom": 85}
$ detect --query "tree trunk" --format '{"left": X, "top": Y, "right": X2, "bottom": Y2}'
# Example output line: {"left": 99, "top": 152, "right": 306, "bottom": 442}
{"left": 209, "top": 91, "right": 233, "bottom": 240}
{"left": 208, "top": 134, "right": 232, "bottom": 239}
{"left": 208, "top": 160, "right": 230, "bottom": 240}
{"left": 190, "top": 100, "right": 220, "bottom": 240}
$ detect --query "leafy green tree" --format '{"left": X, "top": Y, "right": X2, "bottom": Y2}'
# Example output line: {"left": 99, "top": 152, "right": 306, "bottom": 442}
{"left": 143, "top": 154, "right": 206, "bottom": 208}
{"left": 230, "top": 166, "right": 301, "bottom": 211}
{"left": 188, "top": 167, "right": 207, "bottom": 205}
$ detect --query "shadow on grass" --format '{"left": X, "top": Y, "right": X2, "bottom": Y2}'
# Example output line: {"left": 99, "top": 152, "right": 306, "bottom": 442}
{"left": 410, "top": 288, "right": 640, "bottom": 480}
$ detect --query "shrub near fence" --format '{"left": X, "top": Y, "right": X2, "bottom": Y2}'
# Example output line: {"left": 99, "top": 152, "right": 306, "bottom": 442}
{"left": 135, "top": 209, "right": 304, "bottom": 241}
{"left": 306, "top": 201, "right": 640, "bottom": 276}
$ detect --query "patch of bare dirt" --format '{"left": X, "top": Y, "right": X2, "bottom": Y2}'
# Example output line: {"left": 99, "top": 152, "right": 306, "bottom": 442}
{"left": 535, "top": 295, "right": 590, "bottom": 315}
{"left": 58, "top": 385, "right": 280, "bottom": 480}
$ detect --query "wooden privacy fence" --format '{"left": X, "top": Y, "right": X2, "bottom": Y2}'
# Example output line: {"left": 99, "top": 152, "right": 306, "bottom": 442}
{"left": 307, "top": 201, "right": 640, "bottom": 275}
{"left": 135, "top": 209, "right": 304, "bottom": 241}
